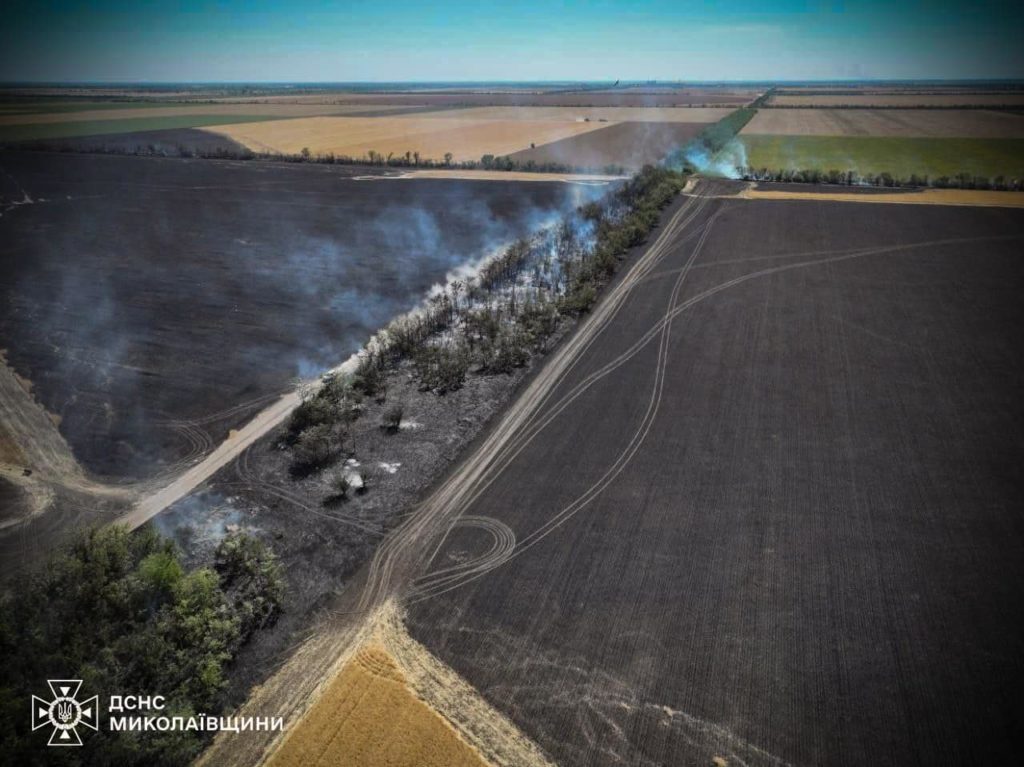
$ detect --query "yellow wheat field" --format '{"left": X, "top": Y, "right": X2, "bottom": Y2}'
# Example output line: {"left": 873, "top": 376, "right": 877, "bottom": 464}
{"left": 264, "top": 644, "right": 488, "bottom": 767}
{"left": 417, "top": 106, "right": 730, "bottom": 123}
{"left": 740, "top": 185, "right": 1024, "bottom": 208}
{"left": 202, "top": 115, "right": 612, "bottom": 161}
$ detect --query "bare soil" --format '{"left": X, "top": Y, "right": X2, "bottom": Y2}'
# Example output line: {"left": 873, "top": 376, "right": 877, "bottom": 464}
{"left": 743, "top": 108, "right": 1024, "bottom": 137}
{"left": 508, "top": 121, "right": 707, "bottom": 170}
{"left": 404, "top": 196, "right": 1024, "bottom": 766}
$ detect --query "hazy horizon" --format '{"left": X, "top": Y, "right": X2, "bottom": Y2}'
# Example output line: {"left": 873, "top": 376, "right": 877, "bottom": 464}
{"left": 3, "top": 1, "right": 1023, "bottom": 83}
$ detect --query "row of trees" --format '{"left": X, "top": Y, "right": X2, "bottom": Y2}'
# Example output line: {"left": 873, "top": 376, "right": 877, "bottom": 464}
{"left": 284, "top": 165, "right": 687, "bottom": 479}
{"left": 742, "top": 167, "right": 1024, "bottom": 191}
{"left": 22, "top": 140, "right": 629, "bottom": 176}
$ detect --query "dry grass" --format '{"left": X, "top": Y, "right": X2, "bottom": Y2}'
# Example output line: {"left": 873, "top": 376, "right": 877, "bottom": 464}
{"left": 263, "top": 643, "right": 489, "bottom": 767}
{"left": 203, "top": 116, "right": 612, "bottom": 162}
{"left": 423, "top": 106, "right": 730, "bottom": 123}
{"left": 0, "top": 103, "right": 410, "bottom": 127}
{"left": 739, "top": 185, "right": 1024, "bottom": 208}
{"left": 399, "top": 169, "right": 624, "bottom": 182}
{"left": 742, "top": 109, "right": 1024, "bottom": 138}
{"left": 0, "top": 427, "right": 26, "bottom": 466}
{"left": 769, "top": 94, "right": 1024, "bottom": 107}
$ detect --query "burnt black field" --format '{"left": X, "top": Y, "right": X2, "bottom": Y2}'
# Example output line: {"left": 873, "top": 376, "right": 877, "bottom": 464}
{"left": 407, "top": 195, "right": 1024, "bottom": 766}
{"left": 0, "top": 150, "right": 602, "bottom": 480}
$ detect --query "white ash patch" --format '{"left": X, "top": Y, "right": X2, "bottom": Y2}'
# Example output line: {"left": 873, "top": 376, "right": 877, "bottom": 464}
{"left": 378, "top": 461, "right": 402, "bottom": 474}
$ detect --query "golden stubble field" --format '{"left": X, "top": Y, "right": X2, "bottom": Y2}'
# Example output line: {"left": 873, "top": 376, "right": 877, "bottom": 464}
{"left": 435, "top": 106, "right": 730, "bottom": 123}
{"left": 264, "top": 644, "right": 488, "bottom": 767}
{"left": 202, "top": 115, "right": 614, "bottom": 161}
{"left": 742, "top": 108, "right": 1024, "bottom": 137}
{"left": 258, "top": 601, "right": 556, "bottom": 767}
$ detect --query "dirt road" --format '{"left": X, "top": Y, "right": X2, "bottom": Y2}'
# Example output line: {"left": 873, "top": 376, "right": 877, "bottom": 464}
{"left": 195, "top": 181, "right": 728, "bottom": 767}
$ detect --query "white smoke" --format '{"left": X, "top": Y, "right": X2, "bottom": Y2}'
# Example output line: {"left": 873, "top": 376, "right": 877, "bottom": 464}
{"left": 683, "top": 138, "right": 748, "bottom": 179}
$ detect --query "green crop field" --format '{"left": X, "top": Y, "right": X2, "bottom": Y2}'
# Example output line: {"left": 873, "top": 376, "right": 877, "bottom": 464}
{"left": 740, "top": 135, "right": 1024, "bottom": 180}
{"left": 0, "top": 113, "right": 288, "bottom": 143}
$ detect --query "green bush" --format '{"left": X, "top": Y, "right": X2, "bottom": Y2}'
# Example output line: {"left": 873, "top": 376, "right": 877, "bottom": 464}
{"left": 0, "top": 526, "right": 282, "bottom": 766}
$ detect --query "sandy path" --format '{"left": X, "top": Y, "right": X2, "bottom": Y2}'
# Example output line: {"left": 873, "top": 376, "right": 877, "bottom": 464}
{"left": 388, "top": 169, "right": 625, "bottom": 183}
{"left": 737, "top": 185, "right": 1024, "bottom": 208}
{"left": 0, "top": 354, "right": 132, "bottom": 527}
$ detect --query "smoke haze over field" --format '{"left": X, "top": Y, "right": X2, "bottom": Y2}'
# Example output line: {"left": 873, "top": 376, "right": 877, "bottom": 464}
{"left": 0, "top": 152, "right": 606, "bottom": 480}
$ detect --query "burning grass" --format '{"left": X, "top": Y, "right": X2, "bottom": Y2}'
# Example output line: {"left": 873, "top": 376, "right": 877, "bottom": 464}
{"left": 202, "top": 115, "right": 612, "bottom": 163}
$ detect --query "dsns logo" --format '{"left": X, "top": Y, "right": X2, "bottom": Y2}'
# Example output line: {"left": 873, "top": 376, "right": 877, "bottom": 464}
{"left": 31, "top": 680, "right": 99, "bottom": 746}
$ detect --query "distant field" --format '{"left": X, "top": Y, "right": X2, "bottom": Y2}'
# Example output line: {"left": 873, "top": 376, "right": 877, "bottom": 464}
{"left": 508, "top": 121, "right": 706, "bottom": 169}
{"left": 769, "top": 94, "right": 1024, "bottom": 107}
{"left": 204, "top": 115, "right": 611, "bottom": 162}
{"left": 206, "top": 90, "right": 757, "bottom": 107}
{"left": 742, "top": 108, "right": 1024, "bottom": 137}
{"left": 0, "top": 102, "right": 412, "bottom": 127}
{"left": 0, "top": 113, "right": 306, "bottom": 143}
{"left": 741, "top": 135, "right": 1024, "bottom": 178}
{"left": 435, "top": 106, "right": 729, "bottom": 123}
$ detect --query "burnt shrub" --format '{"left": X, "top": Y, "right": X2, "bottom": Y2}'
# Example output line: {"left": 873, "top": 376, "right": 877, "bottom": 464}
{"left": 290, "top": 423, "right": 340, "bottom": 474}
{"left": 286, "top": 395, "right": 339, "bottom": 443}
{"left": 414, "top": 343, "right": 469, "bottom": 393}
{"left": 352, "top": 354, "right": 386, "bottom": 399}
{"left": 381, "top": 404, "right": 404, "bottom": 433}
{"left": 480, "top": 330, "right": 531, "bottom": 375}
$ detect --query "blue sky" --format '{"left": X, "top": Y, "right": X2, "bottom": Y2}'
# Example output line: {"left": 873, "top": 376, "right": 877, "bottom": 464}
{"left": 2, "top": 1, "right": 1022, "bottom": 82}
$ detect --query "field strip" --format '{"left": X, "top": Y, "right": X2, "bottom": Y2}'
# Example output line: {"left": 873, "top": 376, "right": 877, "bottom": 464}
{"left": 736, "top": 185, "right": 1024, "bottom": 208}
{"left": 121, "top": 355, "right": 360, "bottom": 531}
{"left": 258, "top": 600, "right": 553, "bottom": 767}
{"left": 372, "top": 169, "right": 627, "bottom": 183}
{"left": 0, "top": 103, "right": 413, "bottom": 127}
{"left": 202, "top": 115, "right": 614, "bottom": 162}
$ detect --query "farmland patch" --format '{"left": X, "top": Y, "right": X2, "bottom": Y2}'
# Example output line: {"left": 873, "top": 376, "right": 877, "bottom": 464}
{"left": 507, "top": 121, "right": 706, "bottom": 169}
{"left": 741, "top": 135, "right": 1024, "bottom": 179}
{"left": 742, "top": 108, "right": 1024, "bottom": 137}
{"left": 203, "top": 115, "right": 612, "bottom": 162}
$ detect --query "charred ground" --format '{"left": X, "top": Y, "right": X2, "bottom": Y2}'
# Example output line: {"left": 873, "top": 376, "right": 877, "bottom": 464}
{"left": 0, "top": 150, "right": 602, "bottom": 481}
{"left": 405, "top": 193, "right": 1024, "bottom": 766}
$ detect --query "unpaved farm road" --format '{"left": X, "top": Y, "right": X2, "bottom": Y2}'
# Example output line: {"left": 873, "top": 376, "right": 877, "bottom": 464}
{"left": 196, "top": 180, "right": 729, "bottom": 767}
{"left": 203, "top": 179, "right": 1024, "bottom": 767}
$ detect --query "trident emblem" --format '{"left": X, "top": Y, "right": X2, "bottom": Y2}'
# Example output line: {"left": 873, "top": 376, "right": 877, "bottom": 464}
{"left": 31, "top": 680, "right": 99, "bottom": 746}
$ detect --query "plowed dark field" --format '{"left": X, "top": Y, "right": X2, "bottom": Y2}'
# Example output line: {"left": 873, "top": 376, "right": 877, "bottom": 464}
{"left": 0, "top": 151, "right": 602, "bottom": 479}
{"left": 407, "top": 192, "right": 1024, "bottom": 766}
{"left": 507, "top": 121, "right": 706, "bottom": 169}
